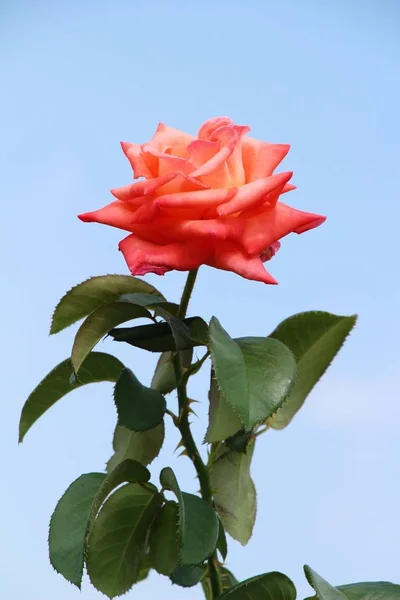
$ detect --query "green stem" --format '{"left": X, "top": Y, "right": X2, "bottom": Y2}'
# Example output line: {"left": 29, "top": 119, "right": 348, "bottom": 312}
{"left": 177, "top": 268, "right": 199, "bottom": 318}
{"left": 173, "top": 269, "right": 223, "bottom": 600}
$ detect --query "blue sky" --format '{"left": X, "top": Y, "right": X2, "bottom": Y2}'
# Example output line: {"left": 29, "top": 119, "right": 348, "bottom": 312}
{"left": 2, "top": 1, "right": 399, "bottom": 598}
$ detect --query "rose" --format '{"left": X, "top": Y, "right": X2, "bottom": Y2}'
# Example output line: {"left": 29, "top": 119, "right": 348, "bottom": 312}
{"left": 79, "top": 117, "right": 325, "bottom": 284}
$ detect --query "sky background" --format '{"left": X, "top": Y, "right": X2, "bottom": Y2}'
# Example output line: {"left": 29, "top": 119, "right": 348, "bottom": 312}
{"left": 1, "top": 1, "right": 400, "bottom": 598}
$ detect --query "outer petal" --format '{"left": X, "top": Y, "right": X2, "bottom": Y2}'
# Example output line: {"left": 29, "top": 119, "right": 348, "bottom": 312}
{"left": 130, "top": 186, "right": 237, "bottom": 224}
{"left": 140, "top": 144, "right": 193, "bottom": 177}
{"left": 209, "top": 241, "right": 278, "bottom": 284}
{"left": 120, "top": 142, "right": 157, "bottom": 179}
{"left": 119, "top": 234, "right": 213, "bottom": 276}
{"left": 283, "top": 183, "right": 296, "bottom": 193}
{"left": 147, "top": 122, "right": 195, "bottom": 158}
{"left": 242, "top": 137, "right": 290, "bottom": 182}
{"left": 131, "top": 215, "right": 244, "bottom": 245}
{"left": 111, "top": 172, "right": 177, "bottom": 203}
{"left": 241, "top": 202, "right": 326, "bottom": 255}
{"left": 217, "top": 171, "right": 293, "bottom": 216}
{"left": 78, "top": 201, "right": 136, "bottom": 232}
{"left": 153, "top": 171, "right": 209, "bottom": 196}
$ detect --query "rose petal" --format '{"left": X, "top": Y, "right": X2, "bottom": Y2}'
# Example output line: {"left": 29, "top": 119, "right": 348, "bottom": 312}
{"left": 187, "top": 139, "right": 219, "bottom": 168}
{"left": 120, "top": 142, "right": 157, "bottom": 179}
{"left": 210, "top": 124, "right": 250, "bottom": 187}
{"left": 119, "top": 234, "right": 213, "bottom": 276}
{"left": 283, "top": 183, "right": 296, "bottom": 193}
{"left": 78, "top": 201, "right": 136, "bottom": 232}
{"left": 130, "top": 186, "right": 237, "bottom": 224}
{"left": 112, "top": 172, "right": 210, "bottom": 214}
{"left": 241, "top": 202, "right": 326, "bottom": 255}
{"left": 242, "top": 137, "right": 290, "bottom": 181}
{"left": 131, "top": 215, "right": 243, "bottom": 245}
{"left": 156, "top": 186, "right": 237, "bottom": 209}
{"left": 140, "top": 144, "right": 193, "bottom": 178}
{"left": 294, "top": 214, "right": 327, "bottom": 234}
{"left": 192, "top": 125, "right": 251, "bottom": 188}
{"left": 209, "top": 241, "right": 278, "bottom": 284}
{"left": 198, "top": 116, "right": 235, "bottom": 139}
{"left": 217, "top": 172, "right": 293, "bottom": 216}
{"left": 191, "top": 126, "right": 239, "bottom": 180}
{"left": 155, "top": 171, "right": 209, "bottom": 196}
{"left": 111, "top": 172, "right": 177, "bottom": 203}
{"left": 149, "top": 122, "right": 195, "bottom": 158}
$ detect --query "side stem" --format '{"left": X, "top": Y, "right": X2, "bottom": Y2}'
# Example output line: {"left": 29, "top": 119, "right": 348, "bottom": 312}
{"left": 173, "top": 269, "right": 222, "bottom": 599}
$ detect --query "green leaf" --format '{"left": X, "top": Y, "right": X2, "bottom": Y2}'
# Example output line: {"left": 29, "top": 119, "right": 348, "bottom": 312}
{"left": 49, "top": 473, "right": 106, "bottom": 587}
{"left": 157, "top": 307, "right": 209, "bottom": 350}
{"left": 151, "top": 352, "right": 177, "bottom": 394}
{"left": 170, "top": 565, "right": 204, "bottom": 588}
{"left": 217, "top": 571, "right": 296, "bottom": 599}
{"left": 152, "top": 301, "right": 180, "bottom": 316}
{"left": 210, "top": 443, "right": 256, "bottom": 545}
{"left": 149, "top": 501, "right": 180, "bottom": 575}
{"left": 304, "top": 566, "right": 348, "bottom": 600}
{"left": 225, "top": 430, "right": 253, "bottom": 454}
{"left": 86, "top": 483, "right": 163, "bottom": 598}
{"left": 304, "top": 566, "right": 400, "bottom": 600}
{"left": 49, "top": 460, "right": 150, "bottom": 588}
{"left": 217, "top": 518, "right": 228, "bottom": 561}
{"left": 180, "top": 492, "right": 219, "bottom": 565}
{"left": 71, "top": 302, "right": 152, "bottom": 373}
{"left": 337, "top": 583, "right": 400, "bottom": 600}
{"left": 135, "top": 554, "right": 153, "bottom": 583}
{"left": 205, "top": 374, "right": 243, "bottom": 443}
{"left": 270, "top": 312, "right": 357, "bottom": 429}
{"left": 119, "top": 292, "right": 168, "bottom": 307}
{"left": 50, "top": 275, "right": 165, "bottom": 334}
{"left": 88, "top": 460, "right": 151, "bottom": 525}
{"left": 220, "top": 567, "right": 239, "bottom": 589}
{"left": 155, "top": 307, "right": 194, "bottom": 351}
{"left": 209, "top": 317, "right": 297, "bottom": 429}
{"left": 114, "top": 368, "right": 166, "bottom": 431}
{"left": 202, "top": 566, "right": 239, "bottom": 599}
{"left": 151, "top": 349, "right": 193, "bottom": 394}
{"left": 159, "top": 467, "right": 184, "bottom": 514}
{"left": 106, "top": 422, "right": 165, "bottom": 471}
{"left": 159, "top": 467, "right": 219, "bottom": 565}
{"left": 109, "top": 316, "right": 208, "bottom": 352}
{"left": 19, "top": 352, "right": 124, "bottom": 442}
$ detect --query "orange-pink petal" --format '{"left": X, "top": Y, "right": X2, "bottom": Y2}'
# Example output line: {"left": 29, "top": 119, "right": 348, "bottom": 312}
{"left": 120, "top": 142, "right": 157, "bottom": 179}
{"left": 140, "top": 144, "right": 193, "bottom": 178}
{"left": 242, "top": 137, "right": 290, "bottom": 182}
{"left": 217, "top": 172, "right": 293, "bottom": 217}
{"left": 209, "top": 241, "right": 278, "bottom": 284}
{"left": 148, "top": 122, "right": 195, "bottom": 158}
{"left": 188, "top": 139, "right": 219, "bottom": 168}
{"left": 78, "top": 201, "right": 137, "bottom": 232}
{"left": 191, "top": 126, "right": 239, "bottom": 179}
{"left": 198, "top": 116, "right": 235, "bottom": 139}
{"left": 111, "top": 172, "right": 177, "bottom": 203}
{"left": 211, "top": 124, "right": 250, "bottom": 187}
{"left": 129, "top": 186, "right": 237, "bottom": 225}
{"left": 241, "top": 202, "right": 326, "bottom": 255}
{"left": 119, "top": 234, "right": 213, "bottom": 276}
{"left": 131, "top": 215, "right": 243, "bottom": 245}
